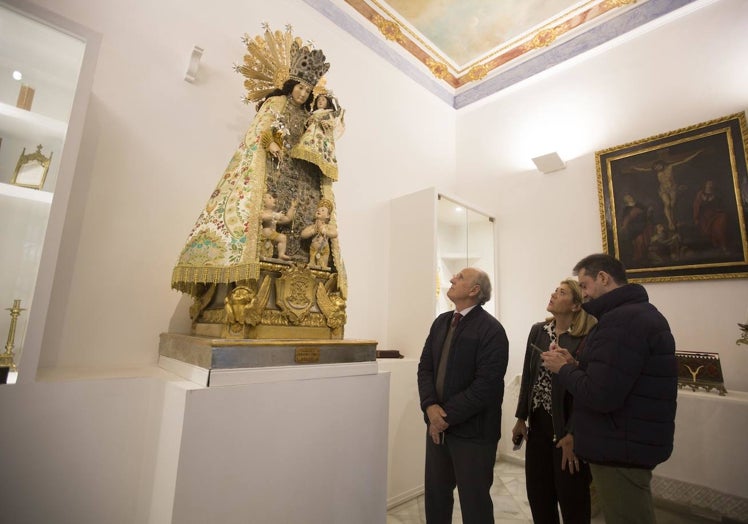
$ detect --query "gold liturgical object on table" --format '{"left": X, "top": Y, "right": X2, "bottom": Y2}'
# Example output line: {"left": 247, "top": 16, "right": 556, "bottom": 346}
{"left": 162, "top": 25, "right": 374, "bottom": 377}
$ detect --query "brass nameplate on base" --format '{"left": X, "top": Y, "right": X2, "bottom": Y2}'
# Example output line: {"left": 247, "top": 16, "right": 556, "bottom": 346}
{"left": 295, "top": 347, "right": 320, "bottom": 363}
{"left": 159, "top": 333, "right": 376, "bottom": 373}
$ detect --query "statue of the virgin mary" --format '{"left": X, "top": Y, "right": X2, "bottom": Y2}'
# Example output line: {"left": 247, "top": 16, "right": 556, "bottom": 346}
{"left": 171, "top": 24, "right": 347, "bottom": 340}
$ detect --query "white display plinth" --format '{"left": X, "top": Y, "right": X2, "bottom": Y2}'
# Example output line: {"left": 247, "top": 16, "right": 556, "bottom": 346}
{"left": 166, "top": 366, "right": 390, "bottom": 524}
{"left": 0, "top": 366, "right": 390, "bottom": 523}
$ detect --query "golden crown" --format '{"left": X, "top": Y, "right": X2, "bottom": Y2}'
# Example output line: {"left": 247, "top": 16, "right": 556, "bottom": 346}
{"left": 235, "top": 24, "right": 330, "bottom": 103}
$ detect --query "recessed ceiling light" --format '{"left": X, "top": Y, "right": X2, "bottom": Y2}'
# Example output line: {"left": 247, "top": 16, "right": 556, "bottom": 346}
{"left": 12, "top": 70, "right": 22, "bottom": 81}
{"left": 455, "top": 206, "right": 463, "bottom": 213}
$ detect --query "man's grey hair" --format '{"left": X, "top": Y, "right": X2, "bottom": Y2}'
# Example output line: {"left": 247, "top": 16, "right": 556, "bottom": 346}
{"left": 471, "top": 268, "right": 492, "bottom": 305}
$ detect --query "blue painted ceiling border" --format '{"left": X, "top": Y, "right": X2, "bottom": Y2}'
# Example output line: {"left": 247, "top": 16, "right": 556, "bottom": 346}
{"left": 303, "top": 0, "right": 700, "bottom": 109}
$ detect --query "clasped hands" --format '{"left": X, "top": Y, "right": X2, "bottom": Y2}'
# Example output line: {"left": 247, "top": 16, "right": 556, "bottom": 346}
{"left": 540, "top": 343, "right": 577, "bottom": 374}
{"left": 426, "top": 404, "right": 449, "bottom": 444}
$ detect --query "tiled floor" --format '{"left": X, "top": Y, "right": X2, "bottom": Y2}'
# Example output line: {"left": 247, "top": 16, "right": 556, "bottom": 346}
{"left": 386, "top": 459, "right": 719, "bottom": 524}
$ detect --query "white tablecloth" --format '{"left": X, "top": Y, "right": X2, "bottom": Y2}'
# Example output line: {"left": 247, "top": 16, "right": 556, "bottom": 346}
{"left": 652, "top": 388, "right": 748, "bottom": 519}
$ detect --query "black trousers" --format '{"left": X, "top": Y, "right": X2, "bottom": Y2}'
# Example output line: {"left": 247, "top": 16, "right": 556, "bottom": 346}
{"left": 526, "top": 409, "right": 591, "bottom": 524}
{"left": 424, "top": 432, "right": 498, "bottom": 524}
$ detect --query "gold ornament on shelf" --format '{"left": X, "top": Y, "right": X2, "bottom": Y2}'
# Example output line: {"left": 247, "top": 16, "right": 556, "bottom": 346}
{"left": 16, "top": 84, "right": 34, "bottom": 111}
{"left": 737, "top": 323, "right": 748, "bottom": 346}
{"left": 2, "top": 299, "right": 25, "bottom": 372}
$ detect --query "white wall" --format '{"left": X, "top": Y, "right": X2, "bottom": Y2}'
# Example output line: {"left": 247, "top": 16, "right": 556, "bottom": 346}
{"left": 25, "top": 0, "right": 456, "bottom": 373}
{"left": 455, "top": 0, "right": 748, "bottom": 394}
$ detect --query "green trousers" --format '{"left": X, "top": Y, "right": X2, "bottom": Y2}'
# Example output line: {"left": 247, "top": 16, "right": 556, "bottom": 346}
{"left": 589, "top": 463, "right": 656, "bottom": 524}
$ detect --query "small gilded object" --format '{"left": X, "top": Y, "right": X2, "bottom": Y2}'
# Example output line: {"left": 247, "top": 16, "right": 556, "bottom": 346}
{"left": 2, "top": 299, "right": 25, "bottom": 372}
{"left": 737, "top": 323, "right": 748, "bottom": 346}
{"left": 675, "top": 350, "right": 726, "bottom": 396}
{"left": 16, "top": 84, "right": 35, "bottom": 111}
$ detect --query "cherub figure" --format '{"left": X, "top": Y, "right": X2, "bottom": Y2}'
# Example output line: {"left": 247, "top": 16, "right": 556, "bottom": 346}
{"left": 301, "top": 199, "right": 337, "bottom": 268}
{"left": 261, "top": 193, "right": 297, "bottom": 260}
{"left": 224, "top": 285, "right": 257, "bottom": 325}
{"left": 316, "top": 281, "right": 346, "bottom": 339}
{"left": 221, "top": 280, "right": 271, "bottom": 338}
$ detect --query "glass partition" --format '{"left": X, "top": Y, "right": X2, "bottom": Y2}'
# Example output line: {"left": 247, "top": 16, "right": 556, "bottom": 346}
{"left": 436, "top": 194, "right": 495, "bottom": 316}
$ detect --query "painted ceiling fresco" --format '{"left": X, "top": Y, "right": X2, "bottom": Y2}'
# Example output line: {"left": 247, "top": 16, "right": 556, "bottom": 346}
{"left": 303, "top": 0, "right": 701, "bottom": 107}
{"left": 384, "top": 0, "right": 579, "bottom": 66}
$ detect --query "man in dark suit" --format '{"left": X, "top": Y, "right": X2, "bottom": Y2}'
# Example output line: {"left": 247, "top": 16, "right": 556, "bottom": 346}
{"left": 417, "top": 267, "right": 509, "bottom": 524}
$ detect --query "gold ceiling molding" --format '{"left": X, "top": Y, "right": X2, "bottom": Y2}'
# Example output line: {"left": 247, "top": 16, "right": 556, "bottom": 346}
{"left": 425, "top": 57, "right": 449, "bottom": 80}
{"left": 364, "top": 0, "right": 450, "bottom": 65}
{"left": 604, "top": 0, "right": 638, "bottom": 8}
{"left": 464, "top": 64, "right": 490, "bottom": 83}
{"left": 344, "top": 0, "right": 640, "bottom": 89}
{"left": 526, "top": 25, "right": 567, "bottom": 50}
{"left": 371, "top": 13, "right": 406, "bottom": 44}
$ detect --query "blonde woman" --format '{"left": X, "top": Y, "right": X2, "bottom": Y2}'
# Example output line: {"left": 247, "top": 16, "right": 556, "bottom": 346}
{"left": 512, "top": 279, "right": 596, "bottom": 524}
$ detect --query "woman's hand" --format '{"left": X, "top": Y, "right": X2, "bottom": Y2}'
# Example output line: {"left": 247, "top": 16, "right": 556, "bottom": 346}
{"left": 557, "top": 434, "right": 581, "bottom": 474}
{"left": 511, "top": 419, "right": 528, "bottom": 445}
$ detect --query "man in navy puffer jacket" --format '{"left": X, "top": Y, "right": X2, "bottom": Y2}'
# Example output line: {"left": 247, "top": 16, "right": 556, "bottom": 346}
{"left": 542, "top": 253, "right": 677, "bottom": 524}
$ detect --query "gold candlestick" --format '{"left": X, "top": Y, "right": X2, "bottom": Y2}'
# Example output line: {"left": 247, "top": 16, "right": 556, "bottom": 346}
{"left": 2, "top": 299, "right": 25, "bottom": 372}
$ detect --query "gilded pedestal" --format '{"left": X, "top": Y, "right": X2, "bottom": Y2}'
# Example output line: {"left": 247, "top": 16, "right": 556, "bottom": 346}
{"left": 159, "top": 332, "right": 378, "bottom": 386}
{"left": 189, "top": 262, "right": 346, "bottom": 340}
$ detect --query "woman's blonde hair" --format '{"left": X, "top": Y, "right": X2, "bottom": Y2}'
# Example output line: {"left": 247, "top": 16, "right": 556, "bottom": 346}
{"left": 563, "top": 278, "right": 597, "bottom": 336}
{"left": 547, "top": 278, "right": 597, "bottom": 337}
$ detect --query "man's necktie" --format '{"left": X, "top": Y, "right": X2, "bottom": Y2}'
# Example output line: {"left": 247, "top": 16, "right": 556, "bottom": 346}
{"left": 436, "top": 312, "right": 462, "bottom": 400}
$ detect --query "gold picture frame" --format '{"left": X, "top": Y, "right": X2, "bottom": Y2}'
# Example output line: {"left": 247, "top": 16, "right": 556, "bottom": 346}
{"left": 596, "top": 112, "right": 748, "bottom": 282}
{"left": 11, "top": 144, "right": 52, "bottom": 190}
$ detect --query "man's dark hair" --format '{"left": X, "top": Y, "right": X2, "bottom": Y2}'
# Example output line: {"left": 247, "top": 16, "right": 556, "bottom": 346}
{"left": 573, "top": 253, "right": 628, "bottom": 285}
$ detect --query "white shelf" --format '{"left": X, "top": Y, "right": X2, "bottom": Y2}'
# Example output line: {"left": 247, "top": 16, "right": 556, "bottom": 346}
{"left": 0, "top": 182, "right": 53, "bottom": 203}
{"left": 0, "top": 101, "right": 67, "bottom": 143}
